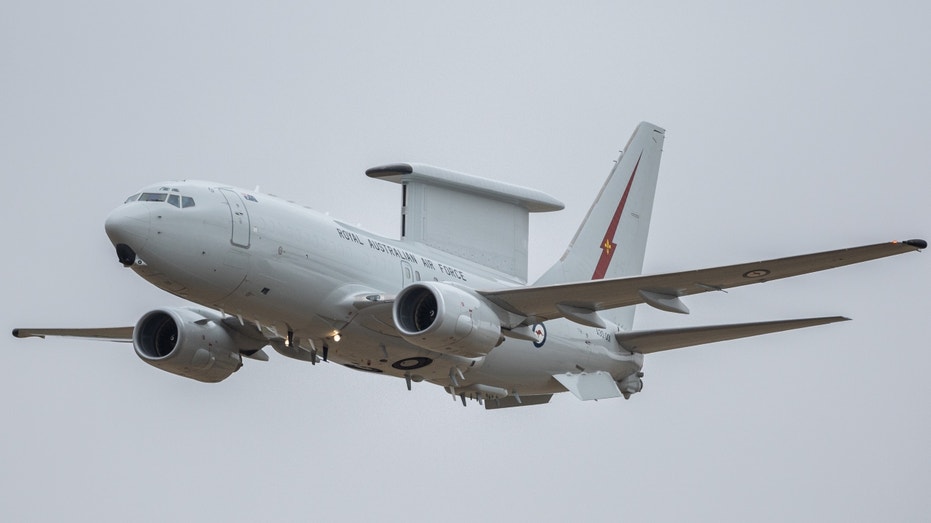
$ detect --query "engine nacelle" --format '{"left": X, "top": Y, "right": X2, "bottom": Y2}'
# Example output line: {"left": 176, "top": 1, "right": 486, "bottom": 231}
{"left": 393, "top": 282, "right": 503, "bottom": 358}
{"left": 133, "top": 307, "right": 260, "bottom": 383}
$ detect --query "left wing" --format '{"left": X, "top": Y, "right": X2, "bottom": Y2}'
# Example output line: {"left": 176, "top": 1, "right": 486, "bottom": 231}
{"left": 482, "top": 240, "right": 925, "bottom": 323}
{"left": 12, "top": 327, "right": 133, "bottom": 342}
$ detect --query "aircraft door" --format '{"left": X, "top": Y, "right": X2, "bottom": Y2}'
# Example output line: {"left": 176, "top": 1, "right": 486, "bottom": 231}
{"left": 219, "top": 189, "right": 251, "bottom": 248}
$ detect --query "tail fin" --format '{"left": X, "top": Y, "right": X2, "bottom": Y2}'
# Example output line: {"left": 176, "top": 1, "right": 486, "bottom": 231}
{"left": 535, "top": 122, "right": 665, "bottom": 330}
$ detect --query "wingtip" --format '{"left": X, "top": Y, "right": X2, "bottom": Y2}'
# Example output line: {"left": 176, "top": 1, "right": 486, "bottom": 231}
{"left": 12, "top": 329, "right": 45, "bottom": 339}
{"left": 903, "top": 239, "right": 927, "bottom": 250}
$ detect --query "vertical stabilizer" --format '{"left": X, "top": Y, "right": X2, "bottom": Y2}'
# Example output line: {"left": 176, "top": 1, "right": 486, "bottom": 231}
{"left": 535, "top": 122, "right": 665, "bottom": 329}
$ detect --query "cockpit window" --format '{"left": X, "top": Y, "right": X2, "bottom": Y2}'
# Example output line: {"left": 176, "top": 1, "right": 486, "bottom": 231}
{"left": 140, "top": 192, "right": 168, "bottom": 202}
{"left": 128, "top": 191, "right": 195, "bottom": 208}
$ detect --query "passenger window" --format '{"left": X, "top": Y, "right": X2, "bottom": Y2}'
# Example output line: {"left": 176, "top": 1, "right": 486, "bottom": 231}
{"left": 167, "top": 194, "right": 180, "bottom": 207}
{"left": 181, "top": 196, "right": 195, "bottom": 208}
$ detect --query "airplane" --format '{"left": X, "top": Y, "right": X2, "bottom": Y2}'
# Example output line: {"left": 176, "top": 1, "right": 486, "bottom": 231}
{"left": 12, "top": 122, "right": 926, "bottom": 409}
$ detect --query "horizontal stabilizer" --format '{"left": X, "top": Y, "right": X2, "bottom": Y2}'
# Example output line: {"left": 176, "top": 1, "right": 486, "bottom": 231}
{"left": 12, "top": 327, "right": 134, "bottom": 342}
{"left": 553, "top": 371, "right": 622, "bottom": 400}
{"left": 615, "top": 316, "right": 849, "bottom": 354}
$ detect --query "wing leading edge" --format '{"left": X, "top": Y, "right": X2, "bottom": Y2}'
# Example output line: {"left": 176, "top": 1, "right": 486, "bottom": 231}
{"left": 482, "top": 240, "right": 925, "bottom": 323}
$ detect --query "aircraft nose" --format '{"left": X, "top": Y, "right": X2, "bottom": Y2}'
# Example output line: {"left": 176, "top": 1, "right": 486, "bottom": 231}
{"left": 104, "top": 203, "right": 151, "bottom": 266}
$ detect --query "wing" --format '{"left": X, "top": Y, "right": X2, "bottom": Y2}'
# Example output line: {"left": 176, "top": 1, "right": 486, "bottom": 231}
{"left": 614, "top": 316, "right": 849, "bottom": 354}
{"left": 12, "top": 323, "right": 275, "bottom": 361}
{"left": 12, "top": 327, "right": 134, "bottom": 342}
{"left": 482, "top": 240, "right": 925, "bottom": 323}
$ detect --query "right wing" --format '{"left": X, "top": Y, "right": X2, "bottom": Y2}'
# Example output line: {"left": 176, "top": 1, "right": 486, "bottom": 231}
{"left": 14, "top": 319, "right": 272, "bottom": 361}
{"left": 12, "top": 327, "right": 133, "bottom": 342}
{"left": 482, "top": 239, "right": 925, "bottom": 324}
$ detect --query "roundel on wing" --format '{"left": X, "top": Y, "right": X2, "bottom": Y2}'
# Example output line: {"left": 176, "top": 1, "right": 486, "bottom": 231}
{"left": 391, "top": 357, "right": 433, "bottom": 370}
{"left": 532, "top": 323, "right": 547, "bottom": 348}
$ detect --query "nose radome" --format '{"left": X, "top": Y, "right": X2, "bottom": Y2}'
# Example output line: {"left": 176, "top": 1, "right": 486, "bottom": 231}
{"left": 104, "top": 203, "right": 151, "bottom": 264}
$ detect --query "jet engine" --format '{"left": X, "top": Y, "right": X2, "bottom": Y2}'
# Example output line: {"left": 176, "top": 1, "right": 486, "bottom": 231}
{"left": 133, "top": 307, "right": 263, "bottom": 383}
{"left": 393, "top": 282, "right": 503, "bottom": 358}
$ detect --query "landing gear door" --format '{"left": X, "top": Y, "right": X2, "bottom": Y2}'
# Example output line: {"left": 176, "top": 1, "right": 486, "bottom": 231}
{"left": 219, "top": 189, "right": 251, "bottom": 248}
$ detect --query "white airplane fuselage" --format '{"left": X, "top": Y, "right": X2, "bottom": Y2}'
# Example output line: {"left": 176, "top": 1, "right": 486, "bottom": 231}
{"left": 16, "top": 123, "right": 923, "bottom": 408}
{"left": 106, "top": 181, "right": 642, "bottom": 397}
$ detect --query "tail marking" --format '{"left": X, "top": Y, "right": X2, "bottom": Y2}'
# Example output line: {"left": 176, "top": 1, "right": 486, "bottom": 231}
{"left": 592, "top": 152, "right": 643, "bottom": 280}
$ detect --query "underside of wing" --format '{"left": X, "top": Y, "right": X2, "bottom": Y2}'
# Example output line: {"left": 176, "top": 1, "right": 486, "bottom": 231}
{"left": 615, "top": 316, "right": 849, "bottom": 354}
{"left": 481, "top": 240, "right": 925, "bottom": 322}
{"left": 352, "top": 299, "right": 399, "bottom": 338}
{"left": 12, "top": 327, "right": 134, "bottom": 342}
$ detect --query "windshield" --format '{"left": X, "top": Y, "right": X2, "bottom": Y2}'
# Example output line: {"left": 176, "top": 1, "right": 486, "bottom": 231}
{"left": 125, "top": 191, "right": 195, "bottom": 208}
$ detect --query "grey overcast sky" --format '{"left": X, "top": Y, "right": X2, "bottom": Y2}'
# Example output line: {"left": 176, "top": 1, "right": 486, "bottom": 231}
{"left": 2, "top": 2, "right": 929, "bottom": 521}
